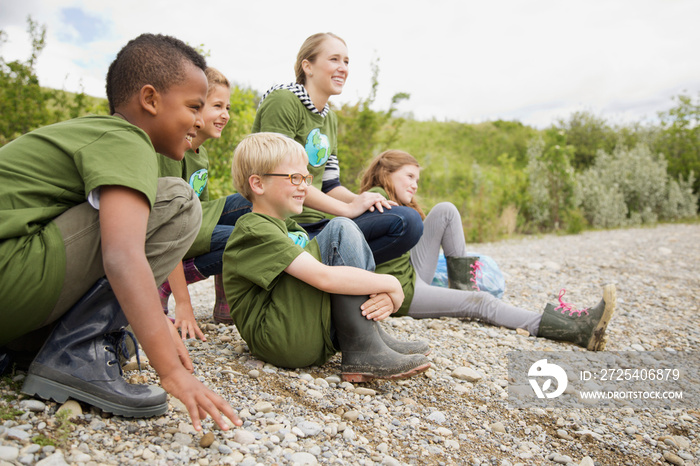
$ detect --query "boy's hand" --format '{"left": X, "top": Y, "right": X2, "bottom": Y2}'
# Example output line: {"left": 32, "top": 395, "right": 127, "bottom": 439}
{"left": 166, "top": 317, "right": 194, "bottom": 372}
{"left": 159, "top": 367, "right": 242, "bottom": 432}
{"left": 361, "top": 293, "right": 395, "bottom": 321}
{"left": 174, "top": 302, "right": 207, "bottom": 341}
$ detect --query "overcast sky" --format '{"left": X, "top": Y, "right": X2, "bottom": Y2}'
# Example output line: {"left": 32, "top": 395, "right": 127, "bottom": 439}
{"left": 1, "top": 0, "right": 698, "bottom": 128}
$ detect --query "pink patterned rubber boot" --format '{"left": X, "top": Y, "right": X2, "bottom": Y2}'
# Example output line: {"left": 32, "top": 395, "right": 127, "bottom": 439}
{"left": 158, "top": 258, "right": 207, "bottom": 315}
{"left": 212, "top": 274, "right": 233, "bottom": 324}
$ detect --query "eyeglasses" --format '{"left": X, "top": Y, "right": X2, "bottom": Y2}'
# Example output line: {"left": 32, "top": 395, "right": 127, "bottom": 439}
{"left": 262, "top": 173, "right": 314, "bottom": 186}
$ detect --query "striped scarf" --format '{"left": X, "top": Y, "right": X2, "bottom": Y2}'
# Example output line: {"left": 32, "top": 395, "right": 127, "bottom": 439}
{"left": 259, "top": 83, "right": 330, "bottom": 117}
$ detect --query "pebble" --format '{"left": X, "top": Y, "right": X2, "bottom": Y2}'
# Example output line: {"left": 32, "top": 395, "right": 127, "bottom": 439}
{"left": 200, "top": 432, "right": 215, "bottom": 448}
{"left": 427, "top": 411, "right": 447, "bottom": 424}
{"left": 663, "top": 451, "right": 684, "bottom": 465}
{"left": 56, "top": 400, "right": 82, "bottom": 419}
{"left": 0, "top": 446, "right": 19, "bottom": 461}
{"left": 342, "top": 428, "right": 356, "bottom": 441}
{"left": 233, "top": 429, "right": 256, "bottom": 445}
{"left": 19, "top": 399, "right": 46, "bottom": 412}
{"left": 452, "top": 366, "right": 483, "bottom": 382}
{"left": 0, "top": 224, "right": 696, "bottom": 465}
{"left": 490, "top": 422, "right": 506, "bottom": 433}
{"left": 290, "top": 452, "right": 318, "bottom": 464}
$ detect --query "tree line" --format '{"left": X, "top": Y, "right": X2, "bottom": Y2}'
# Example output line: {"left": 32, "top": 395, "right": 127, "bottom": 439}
{"left": 2, "top": 19, "right": 697, "bottom": 243}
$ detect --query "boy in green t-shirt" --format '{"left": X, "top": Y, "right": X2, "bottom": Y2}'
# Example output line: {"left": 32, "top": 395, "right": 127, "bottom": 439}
{"left": 0, "top": 34, "right": 240, "bottom": 431}
{"left": 222, "top": 132, "right": 431, "bottom": 382}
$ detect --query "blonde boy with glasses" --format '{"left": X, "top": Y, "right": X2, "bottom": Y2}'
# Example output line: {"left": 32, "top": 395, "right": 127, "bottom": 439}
{"left": 222, "top": 133, "right": 431, "bottom": 382}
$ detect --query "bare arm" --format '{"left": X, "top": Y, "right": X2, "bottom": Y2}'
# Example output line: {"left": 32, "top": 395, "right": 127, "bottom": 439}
{"left": 99, "top": 185, "right": 239, "bottom": 431}
{"left": 284, "top": 251, "right": 404, "bottom": 314}
{"left": 303, "top": 185, "right": 395, "bottom": 219}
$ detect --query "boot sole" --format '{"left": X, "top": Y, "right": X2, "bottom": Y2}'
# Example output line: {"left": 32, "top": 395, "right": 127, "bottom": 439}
{"left": 213, "top": 314, "right": 234, "bottom": 325}
{"left": 22, "top": 374, "right": 168, "bottom": 418}
{"left": 586, "top": 284, "right": 617, "bottom": 351}
{"left": 341, "top": 362, "right": 431, "bottom": 383}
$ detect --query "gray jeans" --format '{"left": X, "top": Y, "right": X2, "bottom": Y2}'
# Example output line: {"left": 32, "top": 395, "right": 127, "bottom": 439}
{"left": 407, "top": 202, "right": 541, "bottom": 335}
{"left": 47, "top": 177, "right": 201, "bottom": 326}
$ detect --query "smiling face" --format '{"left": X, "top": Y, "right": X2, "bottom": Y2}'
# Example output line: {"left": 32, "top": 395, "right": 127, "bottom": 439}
{"left": 256, "top": 157, "right": 310, "bottom": 220}
{"left": 303, "top": 36, "right": 349, "bottom": 101}
{"left": 389, "top": 163, "right": 420, "bottom": 205}
{"left": 194, "top": 84, "right": 231, "bottom": 147}
{"left": 150, "top": 62, "right": 208, "bottom": 160}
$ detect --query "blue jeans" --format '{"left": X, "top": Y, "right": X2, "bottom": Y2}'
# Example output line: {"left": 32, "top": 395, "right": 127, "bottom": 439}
{"left": 314, "top": 217, "right": 375, "bottom": 348}
{"left": 303, "top": 205, "right": 423, "bottom": 265}
{"left": 193, "top": 193, "right": 252, "bottom": 276}
{"left": 315, "top": 217, "right": 375, "bottom": 270}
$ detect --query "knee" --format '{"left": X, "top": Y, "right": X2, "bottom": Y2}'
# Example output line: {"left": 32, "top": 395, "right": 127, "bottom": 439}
{"left": 432, "top": 202, "right": 460, "bottom": 219}
{"left": 156, "top": 177, "right": 202, "bottom": 231}
{"left": 395, "top": 206, "right": 423, "bottom": 245}
{"left": 327, "top": 217, "right": 364, "bottom": 242}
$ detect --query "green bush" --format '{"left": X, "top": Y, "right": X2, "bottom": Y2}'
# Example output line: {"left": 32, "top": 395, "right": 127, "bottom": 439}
{"left": 577, "top": 144, "right": 698, "bottom": 228}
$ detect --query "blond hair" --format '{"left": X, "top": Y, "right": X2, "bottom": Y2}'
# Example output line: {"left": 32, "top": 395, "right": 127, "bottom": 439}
{"left": 232, "top": 133, "right": 308, "bottom": 200}
{"left": 294, "top": 32, "right": 346, "bottom": 85}
{"left": 205, "top": 67, "right": 230, "bottom": 95}
{"left": 360, "top": 150, "right": 426, "bottom": 219}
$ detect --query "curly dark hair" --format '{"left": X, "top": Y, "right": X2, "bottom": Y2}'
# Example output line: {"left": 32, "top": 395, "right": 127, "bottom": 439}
{"left": 106, "top": 33, "right": 207, "bottom": 114}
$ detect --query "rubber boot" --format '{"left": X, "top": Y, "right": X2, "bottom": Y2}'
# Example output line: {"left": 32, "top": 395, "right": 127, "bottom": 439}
{"left": 0, "top": 352, "right": 10, "bottom": 376}
{"left": 446, "top": 256, "right": 481, "bottom": 291}
{"left": 537, "top": 284, "right": 616, "bottom": 351}
{"left": 159, "top": 258, "right": 207, "bottom": 314}
{"left": 212, "top": 274, "right": 233, "bottom": 324}
{"left": 22, "top": 278, "right": 168, "bottom": 418}
{"left": 376, "top": 325, "right": 431, "bottom": 355}
{"left": 331, "top": 294, "right": 431, "bottom": 382}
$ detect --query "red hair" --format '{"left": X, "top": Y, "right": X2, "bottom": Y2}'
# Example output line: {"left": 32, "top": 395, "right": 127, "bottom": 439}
{"left": 360, "top": 150, "right": 425, "bottom": 219}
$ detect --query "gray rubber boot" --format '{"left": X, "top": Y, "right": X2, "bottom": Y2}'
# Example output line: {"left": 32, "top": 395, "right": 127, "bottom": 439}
{"left": 446, "top": 256, "right": 481, "bottom": 291}
{"left": 376, "top": 325, "right": 431, "bottom": 355}
{"left": 22, "top": 278, "right": 168, "bottom": 418}
{"left": 331, "top": 294, "right": 431, "bottom": 382}
{"left": 537, "top": 284, "right": 617, "bottom": 351}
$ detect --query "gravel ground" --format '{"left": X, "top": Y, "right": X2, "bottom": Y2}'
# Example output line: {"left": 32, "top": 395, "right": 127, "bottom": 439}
{"left": 1, "top": 223, "right": 699, "bottom": 466}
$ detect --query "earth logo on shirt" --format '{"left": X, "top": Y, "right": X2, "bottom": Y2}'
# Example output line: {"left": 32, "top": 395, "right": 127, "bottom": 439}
{"left": 287, "top": 231, "right": 309, "bottom": 248}
{"left": 189, "top": 169, "right": 208, "bottom": 197}
{"left": 305, "top": 128, "right": 330, "bottom": 167}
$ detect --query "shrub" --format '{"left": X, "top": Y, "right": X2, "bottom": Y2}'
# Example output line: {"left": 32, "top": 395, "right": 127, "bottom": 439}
{"left": 577, "top": 144, "right": 698, "bottom": 228}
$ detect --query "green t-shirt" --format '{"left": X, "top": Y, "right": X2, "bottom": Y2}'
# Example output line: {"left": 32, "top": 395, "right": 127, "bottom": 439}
{"left": 368, "top": 187, "right": 418, "bottom": 316}
{"left": 252, "top": 88, "right": 338, "bottom": 224}
{"left": 222, "top": 213, "right": 335, "bottom": 368}
{"left": 158, "top": 146, "right": 226, "bottom": 258}
{"left": 0, "top": 115, "right": 159, "bottom": 345}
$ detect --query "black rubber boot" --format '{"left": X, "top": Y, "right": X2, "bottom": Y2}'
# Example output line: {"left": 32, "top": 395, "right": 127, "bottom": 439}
{"left": 331, "top": 294, "right": 430, "bottom": 382}
{"left": 537, "top": 284, "right": 616, "bottom": 351}
{"left": 22, "top": 278, "right": 168, "bottom": 418}
{"left": 0, "top": 352, "right": 10, "bottom": 376}
{"left": 446, "top": 256, "right": 481, "bottom": 291}
{"left": 376, "top": 325, "right": 431, "bottom": 356}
